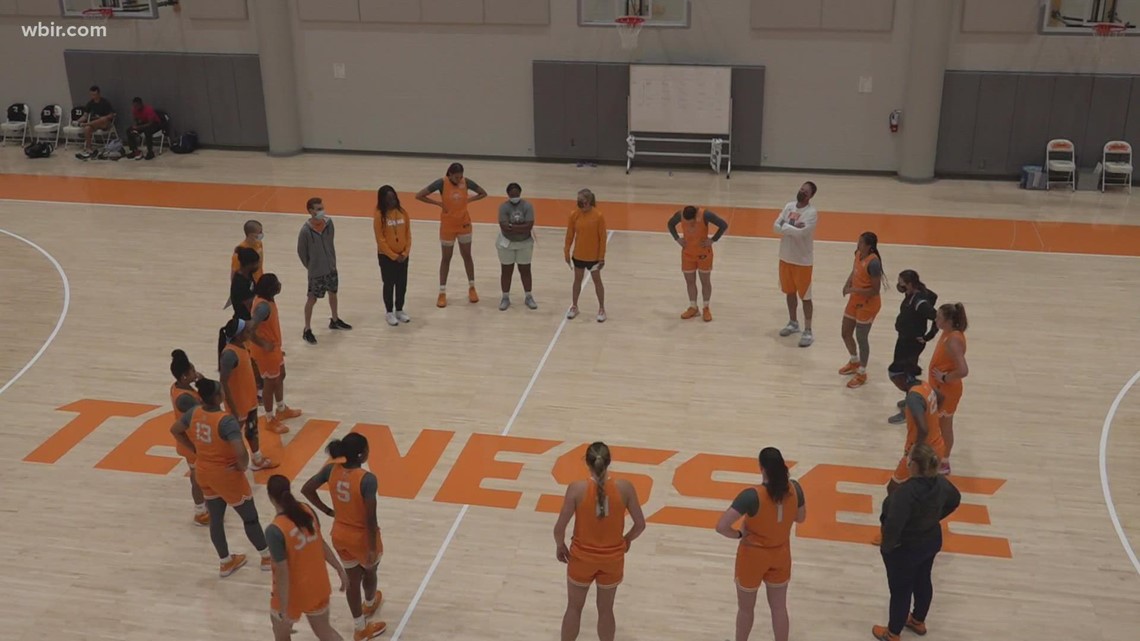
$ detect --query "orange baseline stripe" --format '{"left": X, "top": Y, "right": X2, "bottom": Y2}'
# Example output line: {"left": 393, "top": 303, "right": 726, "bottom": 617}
{"left": 1, "top": 173, "right": 1136, "bottom": 256}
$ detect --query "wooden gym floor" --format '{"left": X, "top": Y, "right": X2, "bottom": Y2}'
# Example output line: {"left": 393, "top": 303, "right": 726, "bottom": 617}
{"left": 0, "top": 150, "right": 1138, "bottom": 641}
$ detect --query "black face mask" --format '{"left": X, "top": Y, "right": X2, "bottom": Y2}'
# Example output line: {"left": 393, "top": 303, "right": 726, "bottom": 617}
{"left": 897, "top": 285, "right": 907, "bottom": 293}
{"left": 797, "top": 191, "right": 808, "bottom": 202}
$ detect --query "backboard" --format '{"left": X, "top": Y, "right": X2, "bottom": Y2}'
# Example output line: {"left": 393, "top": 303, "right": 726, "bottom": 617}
{"left": 1040, "top": 0, "right": 1139, "bottom": 34}
{"left": 579, "top": 0, "right": 691, "bottom": 28}
{"left": 60, "top": 0, "right": 160, "bottom": 19}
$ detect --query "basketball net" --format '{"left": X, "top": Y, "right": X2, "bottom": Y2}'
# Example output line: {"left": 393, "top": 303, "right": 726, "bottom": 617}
{"left": 615, "top": 15, "right": 645, "bottom": 50}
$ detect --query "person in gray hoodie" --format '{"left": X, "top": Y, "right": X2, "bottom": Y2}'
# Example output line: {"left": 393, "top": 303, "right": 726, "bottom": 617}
{"left": 873, "top": 443, "right": 961, "bottom": 641}
{"left": 297, "top": 197, "right": 351, "bottom": 344}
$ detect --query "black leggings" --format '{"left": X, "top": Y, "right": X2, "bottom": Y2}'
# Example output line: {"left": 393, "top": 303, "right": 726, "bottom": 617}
{"left": 206, "top": 497, "right": 266, "bottom": 559}
{"left": 882, "top": 532, "right": 942, "bottom": 634}
{"left": 378, "top": 254, "right": 409, "bottom": 312}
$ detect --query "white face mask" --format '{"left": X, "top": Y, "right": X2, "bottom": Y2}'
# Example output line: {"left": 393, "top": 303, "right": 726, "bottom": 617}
{"left": 256, "top": 233, "right": 264, "bottom": 241}
{"left": 314, "top": 211, "right": 327, "bottom": 220}
{"left": 509, "top": 197, "right": 521, "bottom": 204}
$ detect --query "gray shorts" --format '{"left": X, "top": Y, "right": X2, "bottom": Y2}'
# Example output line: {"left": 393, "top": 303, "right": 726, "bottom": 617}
{"left": 497, "top": 237, "right": 534, "bottom": 265}
{"left": 308, "top": 271, "right": 339, "bottom": 298}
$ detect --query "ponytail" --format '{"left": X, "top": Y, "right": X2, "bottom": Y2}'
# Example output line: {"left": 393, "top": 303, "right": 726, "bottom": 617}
{"left": 759, "top": 447, "right": 790, "bottom": 502}
{"left": 938, "top": 302, "right": 968, "bottom": 332}
{"left": 170, "top": 349, "right": 193, "bottom": 380}
{"left": 326, "top": 432, "right": 369, "bottom": 466}
{"left": 585, "top": 441, "right": 612, "bottom": 518}
{"left": 267, "top": 474, "right": 315, "bottom": 535}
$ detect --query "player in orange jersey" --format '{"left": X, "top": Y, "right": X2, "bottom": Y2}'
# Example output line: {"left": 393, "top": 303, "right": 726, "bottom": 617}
{"left": 928, "top": 303, "right": 968, "bottom": 475}
{"left": 220, "top": 318, "right": 276, "bottom": 470}
{"left": 169, "top": 349, "right": 208, "bottom": 526}
{"left": 564, "top": 189, "right": 609, "bottom": 323}
{"left": 553, "top": 442, "right": 646, "bottom": 641}
{"left": 265, "top": 475, "right": 349, "bottom": 641}
{"left": 416, "top": 162, "right": 488, "bottom": 307}
{"left": 667, "top": 205, "right": 729, "bottom": 321}
{"left": 716, "top": 447, "right": 806, "bottom": 641}
{"left": 840, "top": 231, "right": 885, "bottom": 388}
{"left": 171, "top": 378, "right": 272, "bottom": 577}
{"left": 248, "top": 274, "right": 302, "bottom": 435}
{"left": 225, "top": 220, "right": 264, "bottom": 310}
{"left": 302, "top": 434, "right": 388, "bottom": 641}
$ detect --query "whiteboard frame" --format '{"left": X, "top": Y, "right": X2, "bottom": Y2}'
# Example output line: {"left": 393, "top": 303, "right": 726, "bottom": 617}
{"left": 627, "top": 64, "right": 733, "bottom": 136}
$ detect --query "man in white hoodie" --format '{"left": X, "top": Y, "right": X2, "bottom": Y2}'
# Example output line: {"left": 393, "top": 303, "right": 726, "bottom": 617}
{"left": 772, "top": 182, "right": 819, "bottom": 347}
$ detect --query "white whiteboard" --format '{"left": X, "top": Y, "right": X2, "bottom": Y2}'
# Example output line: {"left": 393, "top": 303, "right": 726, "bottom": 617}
{"left": 629, "top": 65, "right": 732, "bottom": 135}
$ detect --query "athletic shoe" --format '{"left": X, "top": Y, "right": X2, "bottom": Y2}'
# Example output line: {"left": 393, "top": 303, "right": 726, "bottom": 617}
{"left": 871, "top": 625, "right": 900, "bottom": 641}
{"left": 219, "top": 554, "right": 247, "bottom": 577}
{"left": 396, "top": 311, "right": 411, "bottom": 323}
{"left": 798, "top": 330, "right": 813, "bottom": 347}
{"left": 681, "top": 306, "right": 699, "bottom": 320}
{"left": 702, "top": 307, "right": 713, "bottom": 322}
{"left": 302, "top": 329, "right": 317, "bottom": 345}
{"left": 266, "top": 418, "right": 290, "bottom": 435}
{"left": 193, "top": 511, "right": 210, "bottom": 527}
{"left": 905, "top": 615, "right": 927, "bottom": 636}
{"left": 779, "top": 321, "right": 800, "bottom": 336}
{"left": 939, "top": 460, "right": 951, "bottom": 475}
{"left": 76, "top": 150, "right": 92, "bottom": 160}
{"left": 847, "top": 373, "right": 868, "bottom": 388}
{"left": 261, "top": 555, "right": 272, "bottom": 571}
{"left": 566, "top": 306, "right": 579, "bottom": 320}
{"left": 249, "top": 455, "right": 279, "bottom": 471}
{"left": 499, "top": 296, "right": 510, "bottom": 311}
{"left": 839, "top": 361, "right": 860, "bottom": 375}
{"left": 437, "top": 292, "right": 447, "bottom": 308}
{"left": 276, "top": 406, "right": 302, "bottom": 420}
{"left": 144, "top": 151, "right": 155, "bottom": 160}
{"left": 386, "top": 312, "right": 398, "bottom": 326}
{"left": 525, "top": 294, "right": 537, "bottom": 310}
{"left": 468, "top": 287, "right": 479, "bottom": 303}
{"left": 887, "top": 411, "right": 906, "bottom": 425}
{"left": 354, "top": 621, "right": 387, "bottom": 641}
{"left": 330, "top": 318, "right": 353, "bottom": 330}
{"left": 596, "top": 310, "right": 607, "bottom": 323}
{"left": 363, "top": 591, "right": 383, "bottom": 617}
{"left": 897, "top": 398, "right": 906, "bottom": 409}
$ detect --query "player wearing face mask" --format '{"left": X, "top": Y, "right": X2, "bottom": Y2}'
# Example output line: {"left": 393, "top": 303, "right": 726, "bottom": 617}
{"left": 773, "top": 182, "right": 819, "bottom": 347}
{"left": 497, "top": 182, "right": 538, "bottom": 311}
{"left": 667, "top": 205, "right": 728, "bottom": 321}
{"left": 298, "top": 197, "right": 352, "bottom": 345}
{"left": 886, "top": 271, "right": 938, "bottom": 424}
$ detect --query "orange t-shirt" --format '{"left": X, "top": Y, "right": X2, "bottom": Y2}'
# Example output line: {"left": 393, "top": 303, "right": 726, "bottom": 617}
{"left": 565, "top": 208, "right": 608, "bottom": 262}
{"left": 169, "top": 383, "right": 200, "bottom": 414}
{"left": 231, "top": 239, "right": 264, "bottom": 282}
{"left": 221, "top": 343, "right": 258, "bottom": 416}
{"left": 270, "top": 506, "right": 331, "bottom": 608}
{"left": 850, "top": 251, "right": 880, "bottom": 299}
{"left": 741, "top": 482, "right": 799, "bottom": 549}
{"left": 905, "top": 382, "right": 945, "bottom": 453}
{"left": 329, "top": 464, "right": 370, "bottom": 533}
{"left": 929, "top": 331, "right": 966, "bottom": 392}
{"left": 188, "top": 406, "right": 240, "bottom": 473}
{"left": 374, "top": 208, "right": 412, "bottom": 259}
{"left": 681, "top": 209, "right": 711, "bottom": 254}
{"left": 250, "top": 297, "right": 282, "bottom": 357}
{"left": 441, "top": 178, "right": 470, "bottom": 222}
{"left": 570, "top": 477, "right": 626, "bottom": 563}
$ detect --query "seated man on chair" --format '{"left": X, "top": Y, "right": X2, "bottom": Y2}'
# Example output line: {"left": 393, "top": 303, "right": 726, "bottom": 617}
{"left": 127, "top": 97, "right": 161, "bottom": 160}
{"left": 76, "top": 85, "right": 115, "bottom": 160}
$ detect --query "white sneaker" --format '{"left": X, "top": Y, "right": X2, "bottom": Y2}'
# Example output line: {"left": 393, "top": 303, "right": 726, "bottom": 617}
{"left": 385, "top": 312, "right": 398, "bottom": 326}
{"left": 798, "top": 329, "right": 814, "bottom": 347}
{"left": 499, "top": 296, "right": 510, "bottom": 311}
{"left": 395, "top": 310, "right": 411, "bottom": 323}
{"left": 566, "top": 306, "right": 579, "bottom": 319}
{"left": 596, "top": 310, "right": 607, "bottom": 323}
{"left": 779, "top": 321, "right": 800, "bottom": 337}
{"left": 525, "top": 294, "right": 537, "bottom": 310}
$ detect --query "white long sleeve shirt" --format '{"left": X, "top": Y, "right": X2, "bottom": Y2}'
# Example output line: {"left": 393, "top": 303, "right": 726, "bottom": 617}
{"left": 772, "top": 201, "right": 818, "bottom": 266}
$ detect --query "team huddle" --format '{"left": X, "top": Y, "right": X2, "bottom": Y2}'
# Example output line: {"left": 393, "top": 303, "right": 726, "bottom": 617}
{"left": 160, "top": 172, "right": 971, "bottom": 641}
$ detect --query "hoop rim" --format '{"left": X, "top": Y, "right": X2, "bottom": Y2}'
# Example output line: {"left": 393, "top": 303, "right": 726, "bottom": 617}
{"left": 615, "top": 15, "right": 646, "bottom": 26}
{"left": 81, "top": 7, "right": 115, "bottom": 18}
{"left": 1092, "top": 22, "right": 1128, "bottom": 36}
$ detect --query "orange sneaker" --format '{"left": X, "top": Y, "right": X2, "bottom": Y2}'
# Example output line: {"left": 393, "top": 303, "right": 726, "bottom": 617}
{"left": 681, "top": 306, "right": 699, "bottom": 319}
{"left": 839, "top": 361, "right": 860, "bottom": 375}
{"left": 275, "top": 406, "right": 302, "bottom": 421}
{"left": 468, "top": 286, "right": 479, "bottom": 303}
{"left": 905, "top": 615, "right": 927, "bottom": 636}
{"left": 219, "top": 553, "right": 247, "bottom": 577}
{"left": 436, "top": 292, "right": 447, "bottom": 308}
{"left": 847, "top": 373, "right": 868, "bottom": 388}
{"left": 266, "top": 418, "right": 290, "bottom": 435}
{"left": 193, "top": 511, "right": 210, "bottom": 527}
{"left": 702, "top": 307, "right": 713, "bottom": 322}
{"left": 871, "top": 625, "right": 900, "bottom": 641}
{"left": 363, "top": 591, "right": 383, "bottom": 617}
{"left": 354, "top": 621, "right": 387, "bottom": 641}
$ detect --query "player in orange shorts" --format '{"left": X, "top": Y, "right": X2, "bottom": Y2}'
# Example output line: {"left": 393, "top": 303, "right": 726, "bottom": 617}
{"left": 170, "top": 378, "right": 272, "bottom": 577}
{"left": 302, "top": 434, "right": 387, "bottom": 641}
{"left": 265, "top": 475, "right": 348, "bottom": 641}
{"left": 220, "top": 318, "right": 276, "bottom": 470}
{"left": 716, "top": 447, "right": 805, "bottom": 641}
{"left": 840, "top": 231, "right": 885, "bottom": 388}
{"left": 553, "top": 442, "right": 646, "bottom": 641}
{"left": 416, "top": 162, "right": 488, "bottom": 308}
{"left": 169, "top": 349, "right": 208, "bottom": 526}
{"left": 928, "top": 303, "right": 969, "bottom": 474}
{"left": 668, "top": 205, "right": 728, "bottom": 321}
{"left": 248, "top": 274, "right": 302, "bottom": 435}
{"left": 564, "top": 189, "right": 609, "bottom": 323}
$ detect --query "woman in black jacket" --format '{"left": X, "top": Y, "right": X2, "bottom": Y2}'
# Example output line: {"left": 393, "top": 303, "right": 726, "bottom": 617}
{"left": 872, "top": 443, "right": 961, "bottom": 641}
{"left": 887, "top": 270, "right": 938, "bottom": 424}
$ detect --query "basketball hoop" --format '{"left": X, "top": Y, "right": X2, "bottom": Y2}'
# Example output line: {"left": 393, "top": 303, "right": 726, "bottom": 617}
{"left": 615, "top": 15, "right": 645, "bottom": 50}
{"left": 1092, "top": 22, "right": 1127, "bottom": 37}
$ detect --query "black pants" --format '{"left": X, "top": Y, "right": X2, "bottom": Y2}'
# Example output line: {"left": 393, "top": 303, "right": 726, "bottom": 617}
{"left": 887, "top": 335, "right": 927, "bottom": 383}
{"left": 128, "top": 122, "right": 161, "bottom": 153}
{"left": 378, "top": 254, "right": 408, "bottom": 312}
{"left": 882, "top": 532, "right": 942, "bottom": 634}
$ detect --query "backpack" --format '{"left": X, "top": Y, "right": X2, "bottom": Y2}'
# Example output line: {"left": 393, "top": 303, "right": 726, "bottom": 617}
{"left": 40, "top": 106, "right": 60, "bottom": 124}
{"left": 171, "top": 130, "right": 198, "bottom": 154}
{"left": 97, "top": 138, "right": 124, "bottom": 160}
{"left": 24, "top": 142, "right": 53, "bottom": 158}
{"left": 7, "top": 104, "right": 27, "bottom": 122}
{"left": 70, "top": 106, "right": 86, "bottom": 124}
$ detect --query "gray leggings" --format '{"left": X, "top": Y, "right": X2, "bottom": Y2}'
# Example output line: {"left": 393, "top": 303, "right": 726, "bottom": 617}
{"left": 206, "top": 497, "right": 266, "bottom": 559}
{"left": 856, "top": 323, "right": 872, "bottom": 366}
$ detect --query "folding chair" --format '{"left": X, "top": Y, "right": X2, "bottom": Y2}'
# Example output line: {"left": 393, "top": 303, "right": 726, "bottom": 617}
{"left": 33, "top": 104, "right": 63, "bottom": 147}
{"left": 1045, "top": 139, "right": 1076, "bottom": 191}
{"left": 0, "top": 103, "right": 29, "bottom": 146}
{"left": 60, "top": 106, "right": 87, "bottom": 150}
{"left": 1101, "top": 141, "right": 1133, "bottom": 193}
